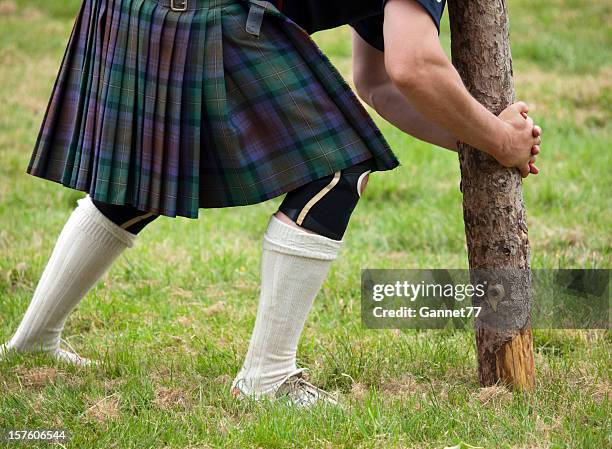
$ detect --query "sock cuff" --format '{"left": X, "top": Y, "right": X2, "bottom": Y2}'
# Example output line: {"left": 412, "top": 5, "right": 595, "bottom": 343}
{"left": 263, "top": 215, "right": 342, "bottom": 260}
{"left": 75, "top": 195, "right": 137, "bottom": 248}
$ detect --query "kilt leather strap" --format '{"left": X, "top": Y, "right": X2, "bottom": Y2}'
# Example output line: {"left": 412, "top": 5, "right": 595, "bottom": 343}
{"left": 246, "top": 0, "right": 280, "bottom": 36}
{"left": 246, "top": 3, "right": 265, "bottom": 36}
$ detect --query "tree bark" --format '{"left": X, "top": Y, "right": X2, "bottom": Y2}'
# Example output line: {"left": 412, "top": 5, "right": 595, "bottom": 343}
{"left": 447, "top": 0, "right": 535, "bottom": 390}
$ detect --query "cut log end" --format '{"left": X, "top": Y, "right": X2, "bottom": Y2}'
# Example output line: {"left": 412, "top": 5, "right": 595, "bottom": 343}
{"left": 476, "top": 325, "right": 536, "bottom": 391}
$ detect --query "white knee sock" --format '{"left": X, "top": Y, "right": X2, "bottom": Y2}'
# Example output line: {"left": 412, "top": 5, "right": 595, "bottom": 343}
{"left": 232, "top": 215, "right": 342, "bottom": 396}
{"left": 6, "top": 195, "right": 136, "bottom": 353}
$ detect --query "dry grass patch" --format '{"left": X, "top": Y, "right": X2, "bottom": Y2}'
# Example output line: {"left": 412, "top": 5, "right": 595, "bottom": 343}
{"left": 13, "top": 366, "right": 58, "bottom": 388}
{"left": 0, "top": 0, "right": 16, "bottom": 15}
{"left": 592, "top": 379, "right": 611, "bottom": 404}
{"left": 380, "top": 373, "right": 424, "bottom": 400}
{"left": 84, "top": 393, "right": 121, "bottom": 423}
{"left": 215, "top": 374, "right": 232, "bottom": 386}
{"left": 158, "top": 445, "right": 215, "bottom": 449}
{"left": 534, "top": 414, "right": 562, "bottom": 436}
{"left": 63, "top": 373, "right": 88, "bottom": 389}
{"left": 153, "top": 386, "right": 192, "bottom": 410}
{"left": 177, "top": 315, "right": 197, "bottom": 327}
{"left": 4, "top": 261, "right": 29, "bottom": 289}
{"left": 103, "top": 377, "right": 125, "bottom": 393}
{"left": 170, "top": 286, "right": 194, "bottom": 299}
{"left": 510, "top": 444, "right": 552, "bottom": 449}
{"left": 202, "top": 301, "right": 226, "bottom": 317}
{"left": 350, "top": 382, "right": 368, "bottom": 401}
{"left": 473, "top": 385, "right": 513, "bottom": 405}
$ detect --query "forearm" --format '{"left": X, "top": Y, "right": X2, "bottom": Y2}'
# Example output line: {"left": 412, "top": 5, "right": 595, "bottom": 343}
{"left": 389, "top": 59, "right": 505, "bottom": 156}
{"left": 364, "top": 80, "right": 458, "bottom": 151}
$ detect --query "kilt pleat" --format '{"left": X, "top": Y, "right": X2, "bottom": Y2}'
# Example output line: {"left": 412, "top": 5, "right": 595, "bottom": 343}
{"left": 115, "top": 0, "right": 141, "bottom": 203}
{"left": 177, "top": 9, "right": 204, "bottom": 215}
{"left": 62, "top": 0, "right": 91, "bottom": 186}
{"left": 133, "top": 0, "right": 154, "bottom": 207}
{"left": 96, "top": 0, "right": 132, "bottom": 201}
{"left": 67, "top": 0, "right": 97, "bottom": 187}
{"left": 109, "top": 0, "right": 139, "bottom": 202}
{"left": 149, "top": 7, "right": 174, "bottom": 212}
{"left": 74, "top": 0, "right": 108, "bottom": 189}
{"left": 28, "top": 0, "right": 400, "bottom": 218}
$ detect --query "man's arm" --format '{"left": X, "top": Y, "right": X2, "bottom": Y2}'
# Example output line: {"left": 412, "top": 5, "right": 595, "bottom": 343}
{"left": 352, "top": 31, "right": 458, "bottom": 152}
{"left": 354, "top": 0, "right": 541, "bottom": 176}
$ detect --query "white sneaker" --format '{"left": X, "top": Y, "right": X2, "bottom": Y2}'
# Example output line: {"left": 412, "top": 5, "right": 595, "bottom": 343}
{"left": 53, "top": 345, "right": 96, "bottom": 367}
{"left": 0, "top": 339, "right": 96, "bottom": 368}
{"left": 231, "top": 368, "right": 339, "bottom": 408}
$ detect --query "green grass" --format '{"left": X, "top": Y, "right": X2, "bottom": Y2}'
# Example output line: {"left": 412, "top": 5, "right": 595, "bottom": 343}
{"left": 1, "top": 0, "right": 610, "bottom": 447}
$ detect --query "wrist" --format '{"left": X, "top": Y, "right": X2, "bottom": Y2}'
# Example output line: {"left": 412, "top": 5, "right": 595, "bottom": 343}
{"left": 484, "top": 118, "right": 510, "bottom": 162}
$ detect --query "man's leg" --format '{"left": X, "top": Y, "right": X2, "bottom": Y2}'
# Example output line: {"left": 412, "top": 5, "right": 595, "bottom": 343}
{"left": 1, "top": 195, "right": 158, "bottom": 365}
{"left": 232, "top": 159, "right": 373, "bottom": 405}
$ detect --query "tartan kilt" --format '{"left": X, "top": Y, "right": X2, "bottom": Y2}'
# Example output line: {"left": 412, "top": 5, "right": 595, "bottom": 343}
{"left": 27, "top": 0, "right": 399, "bottom": 218}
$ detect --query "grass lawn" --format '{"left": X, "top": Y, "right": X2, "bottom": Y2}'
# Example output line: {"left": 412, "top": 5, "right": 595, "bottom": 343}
{"left": 0, "top": 0, "right": 610, "bottom": 447}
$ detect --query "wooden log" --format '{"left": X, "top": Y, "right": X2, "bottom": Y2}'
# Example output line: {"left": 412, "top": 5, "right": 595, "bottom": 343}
{"left": 447, "top": 0, "right": 536, "bottom": 390}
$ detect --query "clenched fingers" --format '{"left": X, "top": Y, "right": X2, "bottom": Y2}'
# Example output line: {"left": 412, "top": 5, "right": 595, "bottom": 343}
{"left": 520, "top": 164, "right": 531, "bottom": 178}
{"left": 533, "top": 125, "right": 542, "bottom": 138}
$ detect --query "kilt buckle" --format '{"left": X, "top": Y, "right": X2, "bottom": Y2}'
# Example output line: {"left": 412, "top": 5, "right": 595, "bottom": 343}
{"left": 170, "top": 0, "right": 187, "bottom": 11}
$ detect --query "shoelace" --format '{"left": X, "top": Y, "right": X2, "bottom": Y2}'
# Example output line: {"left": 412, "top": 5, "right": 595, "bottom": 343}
{"left": 60, "top": 338, "right": 80, "bottom": 356}
{"left": 279, "top": 373, "right": 338, "bottom": 405}
{"left": 58, "top": 338, "right": 96, "bottom": 366}
{"left": 59, "top": 338, "right": 86, "bottom": 359}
